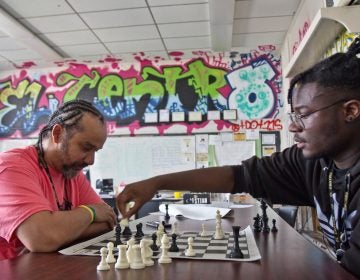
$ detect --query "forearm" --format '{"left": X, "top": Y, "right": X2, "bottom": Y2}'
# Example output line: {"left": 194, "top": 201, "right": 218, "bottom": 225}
{"left": 17, "top": 207, "right": 102, "bottom": 252}
{"left": 78, "top": 222, "right": 113, "bottom": 241}
{"left": 155, "top": 166, "right": 235, "bottom": 193}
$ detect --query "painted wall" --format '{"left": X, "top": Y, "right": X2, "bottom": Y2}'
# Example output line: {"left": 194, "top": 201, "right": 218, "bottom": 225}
{"left": 0, "top": 49, "right": 283, "bottom": 139}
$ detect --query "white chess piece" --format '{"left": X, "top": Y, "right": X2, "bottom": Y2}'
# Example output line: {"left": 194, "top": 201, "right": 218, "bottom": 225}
{"left": 185, "top": 237, "right": 196, "bottom": 257}
{"left": 120, "top": 217, "right": 129, "bottom": 227}
{"left": 130, "top": 244, "right": 145, "bottom": 269}
{"left": 200, "top": 223, "right": 207, "bottom": 237}
{"left": 158, "top": 234, "right": 172, "bottom": 263}
{"left": 140, "top": 239, "right": 154, "bottom": 266}
{"left": 156, "top": 223, "right": 165, "bottom": 247}
{"left": 97, "top": 247, "right": 110, "bottom": 270}
{"left": 171, "top": 222, "right": 179, "bottom": 235}
{"left": 106, "top": 242, "right": 116, "bottom": 263}
{"left": 214, "top": 222, "right": 224, "bottom": 239}
{"left": 115, "top": 244, "right": 129, "bottom": 269}
{"left": 126, "top": 237, "right": 135, "bottom": 264}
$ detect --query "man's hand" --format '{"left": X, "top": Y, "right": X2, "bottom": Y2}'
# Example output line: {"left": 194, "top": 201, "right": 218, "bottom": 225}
{"left": 88, "top": 202, "right": 117, "bottom": 228}
{"left": 116, "top": 179, "right": 158, "bottom": 218}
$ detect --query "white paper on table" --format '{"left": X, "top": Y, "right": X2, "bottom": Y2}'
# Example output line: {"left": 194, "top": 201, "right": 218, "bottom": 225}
{"left": 159, "top": 204, "right": 232, "bottom": 220}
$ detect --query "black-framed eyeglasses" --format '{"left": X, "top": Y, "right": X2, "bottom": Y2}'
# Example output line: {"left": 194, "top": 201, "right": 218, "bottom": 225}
{"left": 288, "top": 99, "right": 346, "bottom": 129}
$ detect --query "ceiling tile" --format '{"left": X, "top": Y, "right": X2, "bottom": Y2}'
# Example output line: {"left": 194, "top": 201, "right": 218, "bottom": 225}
{"left": 55, "top": 43, "right": 110, "bottom": 57}
{"left": 232, "top": 31, "right": 286, "bottom": 47}
{"left": 158, "top": 21, "right": 210, "bottom": 38}
{"left": 151, "top": 3, "right": 209, "bottom": 23}
{"left": 0, "top": 0, "right": 73, "bottom": 18}
{"left": 79, "top": 8, "right": 154, "bottom": 29}
{"left": 164, "top": 36, "right": 211, "bottom": 50}
{"left": 0, "top": 37, "right": 27, "bottom": 51}
{"left": 233, "top": 16, "right": 293, "bottom": 33}
{"left": 234, "top": 0, "right": 300, "bottom": 18}
{"left": 94, "top": 25, "right": 160, "bottom": 42}
{"left": 148, "top": 0, "right": 208, "bottom": 6}
{"left": 67, "top": 0, "right": 147, "bottom": 12}
{"left": 39, "top": 31, "right": 100, "bottom": 47}
{"left": 0, "top": 49, "right": 43, "bottom": 61}
{"left": 106, "top": 39, "right": 165, "bottom": 53}
{"left": 21, "top": 15, "right": 88, "bottom": 34}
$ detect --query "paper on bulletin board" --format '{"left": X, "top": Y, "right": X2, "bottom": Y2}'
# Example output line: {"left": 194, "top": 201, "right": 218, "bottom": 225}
{"left": 246, "top": 129, "right": 259, "bottom": 140}
{"left": 214, "top": 140, "right": 256, "bottom": 166}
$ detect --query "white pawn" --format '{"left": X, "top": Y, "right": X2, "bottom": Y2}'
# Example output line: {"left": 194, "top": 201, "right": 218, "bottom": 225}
{"left": 200, "top": 223, "right": 207, "bottom": 237}
{"left": 130, "top": 244, "right": 145, "bottom": 269}
{"left": 140, "top": 239, "right": 154, "bottom": 266}
{"left": 158, "top": 234, "right": 172, "bottom": 264}
{"left": 115, "top": 244, "right": 129, "bottom": 269}
{"left": 97, "top": 247, "right": 110, "bottom": 271}
{"left": 185, "top": 237, "right": 196, "bottom": 257}
{"left": 106, "top": 242, "right": 116, "bottom": 263}
{"left": 126, "top": 236, "right": 135, "bottom": 264}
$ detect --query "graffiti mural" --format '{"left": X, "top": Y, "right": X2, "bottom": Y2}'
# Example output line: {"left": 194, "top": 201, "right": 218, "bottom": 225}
{"left": 0, "top": 50, "right": 283, "bottom": 138}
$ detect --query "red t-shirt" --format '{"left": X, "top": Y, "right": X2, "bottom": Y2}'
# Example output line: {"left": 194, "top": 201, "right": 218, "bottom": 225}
{"left": 0, "top": 146, "right": 102, "bottom": 260}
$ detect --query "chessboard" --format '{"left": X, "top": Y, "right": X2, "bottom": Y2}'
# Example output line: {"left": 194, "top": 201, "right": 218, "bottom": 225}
{"left": 59, "top": 226, "right": 261, "bottom": 262}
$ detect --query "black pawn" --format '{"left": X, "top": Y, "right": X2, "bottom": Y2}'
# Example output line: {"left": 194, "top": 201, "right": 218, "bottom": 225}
{"left": 164, "top": 204, "right": 170, "bottom": 221}
{"left": 271, "top": 219, "right": 278, "bottom": 232}
{"left": 135, "top": 223, "right": 145, "bottom": 238}
{"left": 150, "top": 232, "right": 159, "bottom": 251}
{"left": 253, "top": 214, "right": 261, "bottom": 232}
{"left": 230, "top": 225, "right": 243, "bottom": 258}
{"left": 262, "top": 216, "right": 270, "bottom": 233}
{"left": 115, "top": 224, "right": 123, "bottom": 246}
{"left": 169, "top": 233, "right": 179, "bottom": 252}
{"left": 122, "top": 225, "right": 132, "bottom": 237}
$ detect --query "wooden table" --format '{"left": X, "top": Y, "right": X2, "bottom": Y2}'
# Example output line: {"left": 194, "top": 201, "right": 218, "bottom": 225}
{"left": 0, "top": 203, "right": 356, "bottom": 280}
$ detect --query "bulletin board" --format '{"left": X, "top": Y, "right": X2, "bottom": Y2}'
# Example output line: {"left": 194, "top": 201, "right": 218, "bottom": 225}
{"left": 89, "top": 135, "right": 196, "bottom": 189}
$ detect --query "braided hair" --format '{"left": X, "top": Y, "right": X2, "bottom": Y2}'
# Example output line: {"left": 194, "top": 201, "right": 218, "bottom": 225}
{"left": 36, "top": 99, "right": 104, "bottom": 162}
{"left": 288, "top": 36, "right": 360, "bottom": 111}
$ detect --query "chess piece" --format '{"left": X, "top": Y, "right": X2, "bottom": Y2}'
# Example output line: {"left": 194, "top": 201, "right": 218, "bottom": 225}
{"left": 97, "top": 247, "right": 110, "bottom": 270}
{"left": 140, "top": 239, "right": 154, "bottom": 266}
{"left": 169, "top": 233, "right": 179, "bottom": 252}
{"left": 158, "top": 234, "right": 172, "bottom": 263}
{"left": 130, "top": 244, "right": 145, "bottom": 269}
{"left": 171, "top": 222, "right": 179, "bottom": 235}
{"left": 150, "top": 232, "right": 159, "bottom": 251}
{"left": 185, "top": 237, "right": 196, "bottom": 257}
{"left": 200, "top": 223, "right": 207, "bottom": 237}
{"left": 126, "top": 237, "right": 135, "bottom": 264}
{"left": 135, "top": 222, "right": 145, "bottom": 238}
{"left": 106, "top": 242, "right": 116, "bottom": 263}
{"left": 262, "top": 216, "right": 270, "bottom": 233}
{"left": 122, "top": 225, "right": 132, "bottom": 237}
{"left": 115, "top": 223, "right": 123, "bottom": 246}
{"left": 214, "top": 222, "right": 224, "bottom": 239}
{"left": 253, "top": 214, "right": 262, "bottom": 232}
{"left": 115, "top": 244, "right": 130, "bottom": 269}
{"left": 229, "top": 226, "right": 244, "bottom": 258}
{"left": 164, "top": 203, "right": 170, "bottom": 221}
{"left": 156, "top": 223, "right": 165, "bottom": 246}
{"left": 271, "top": 219, "right": 278, "bottom": 232}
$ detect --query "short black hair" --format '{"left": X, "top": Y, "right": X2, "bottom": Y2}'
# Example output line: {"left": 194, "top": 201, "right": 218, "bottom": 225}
{"left": 288, "top": 36, "right": 360, "bottom": 111}
{"left": 36, "top": 99, "right": 104, "bottom": 147}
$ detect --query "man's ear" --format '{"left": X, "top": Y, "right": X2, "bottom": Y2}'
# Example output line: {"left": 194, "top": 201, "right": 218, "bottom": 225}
{"left": 343, "top": 99, "right": 360, "bottom": 122}
{"left": 51, "top": 124, "right": 64, "bottom": 144}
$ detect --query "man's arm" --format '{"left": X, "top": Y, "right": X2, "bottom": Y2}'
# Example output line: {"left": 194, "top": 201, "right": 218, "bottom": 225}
{"left": 16, "top": 202, "right": 116, "bottom": 252}
{"left": 117, "top": 166, "right": 235, "bottom": 218}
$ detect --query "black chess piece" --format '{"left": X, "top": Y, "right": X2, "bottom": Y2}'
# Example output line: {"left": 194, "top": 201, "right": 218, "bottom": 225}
{"left": 150, "top": 232, "right": 159, "bottom": 252}
{"left": 260, "top": 199, "right": 268, "bottom": 219}
{"left": 271, "top": 219, "right": 278, "bottom": 232}
{"left": 229, "top": 225, "right": 244, "bottom": 258}
{"left": 169, "top": 233, "right": 179, "bottom": 252}
{"left": 122, "top": 225, "right": 132, "bottom": 237}
{"left": 164, "top": 203, "right": 170, "bottom": 221}
{"left": 135, "top": 222, "right": 145, "bottom": 238}
{"left": 253, "top": 214, "right": 262, "bottom": 232}
{"left": 115, "top": 224, "right": 123, "bottom": 246}
{"left": 262, "top": 216, "right": 270, "bottom": 233}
